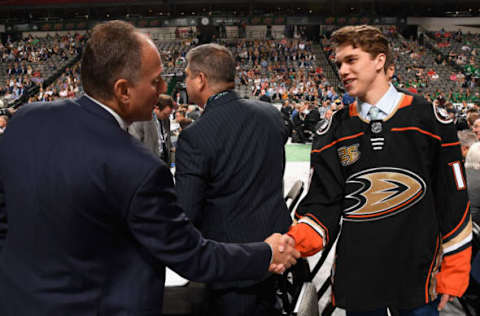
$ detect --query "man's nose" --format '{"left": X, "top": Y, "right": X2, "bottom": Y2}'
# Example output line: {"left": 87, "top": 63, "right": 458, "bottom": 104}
{"left": 338, "top": 64, "right": 348, "bottom": 78}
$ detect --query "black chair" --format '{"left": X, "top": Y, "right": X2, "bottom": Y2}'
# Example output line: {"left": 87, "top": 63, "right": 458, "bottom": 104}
{"left": 162, "top": 280, "right": 208, "bottom": 316}
{"left": 285, "top": 180, "right": 305, "bottom": 218}
{"left": 311, "top": 238, "right": 337, "bottom": 316}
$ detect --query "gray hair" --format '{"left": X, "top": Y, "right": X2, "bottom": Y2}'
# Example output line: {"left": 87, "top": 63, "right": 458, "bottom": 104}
{"left": 185, "top": 43, "right": 235, "bottom": 85}
{"left": 465, "top": 142, "right": 480, "bottom": 170}
{"left": 458, "top": 130, "right": 477, "bottom": 148}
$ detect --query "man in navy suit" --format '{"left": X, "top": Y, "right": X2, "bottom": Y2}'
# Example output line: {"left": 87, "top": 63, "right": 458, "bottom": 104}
{"left": 176, "top": 43, "right": 293, "bottom": 316}
{"left": 0, "top": 21, "right": 299, "bottom": 316}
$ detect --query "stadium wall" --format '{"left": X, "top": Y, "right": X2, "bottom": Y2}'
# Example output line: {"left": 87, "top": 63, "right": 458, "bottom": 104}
{"left": 408, "top": 17, "right": 480, "bottom": 33}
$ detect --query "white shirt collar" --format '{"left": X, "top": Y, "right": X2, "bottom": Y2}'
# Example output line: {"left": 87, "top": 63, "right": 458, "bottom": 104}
{"left": 358, "top": 84, "right": 402, "bottom": 120}
{"left": 84, "top": 94, "right": 129, "bottom": 130}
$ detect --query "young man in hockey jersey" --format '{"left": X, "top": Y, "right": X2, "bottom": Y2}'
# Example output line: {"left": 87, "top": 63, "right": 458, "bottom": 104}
{"left": 287, "top": 25, "right": 472, "bottom": 315}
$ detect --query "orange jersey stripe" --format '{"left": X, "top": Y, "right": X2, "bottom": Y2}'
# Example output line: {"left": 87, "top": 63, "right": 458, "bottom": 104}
{"left": 311, "top": 132, "right": 364, "bottom": 154}
{"left": 441, "top": 141, "right": 460, "bottom": 147}
{"left": 305, "top": 212, "right": 330, "bottom": 243}
{"left": 349, "top": 102, "right": 358, "bottom": 117}
{"left": 398, "top": 94, "right": 414, "bottom": 109}
{"left": 391, "top": 127, "right": 441, "bottom": 141}
{"left": 442, "top": 201, "right": 470, "bottom": 241}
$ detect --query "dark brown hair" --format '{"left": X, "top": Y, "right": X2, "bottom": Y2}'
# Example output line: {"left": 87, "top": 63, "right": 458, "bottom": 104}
{"left": 157, "top": 94, "right": 175, "bottom": 111}
{"left": 331, "top": 25, "right": 392, "bottom": 73}
{"left": 81, "top": 20, "right": 142, "bottom": 100}
{"left": 178, "top": 117, "right": 192, "bottom": 129}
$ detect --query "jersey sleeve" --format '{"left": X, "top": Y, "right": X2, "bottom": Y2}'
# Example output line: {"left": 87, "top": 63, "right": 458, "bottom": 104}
{"left": 429, "top": 103, "right": 472, "bottom": 297}
{"left": 287, "top": 114, "right": 345, "bottom": 257}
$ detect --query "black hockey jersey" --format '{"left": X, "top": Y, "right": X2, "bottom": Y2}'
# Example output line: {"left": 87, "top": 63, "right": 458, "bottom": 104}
{"left": 289, "top": 93, "right": 472, "bottom": 310}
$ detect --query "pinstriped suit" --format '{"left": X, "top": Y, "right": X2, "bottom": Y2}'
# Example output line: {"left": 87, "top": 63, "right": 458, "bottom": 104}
{"left": 175, "top": 91, "right": 291, "bottom": 316}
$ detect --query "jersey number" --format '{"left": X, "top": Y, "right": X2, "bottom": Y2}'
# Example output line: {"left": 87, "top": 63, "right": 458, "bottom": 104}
{"left": 449, "top": 161, "right": 466, "bottom": 190}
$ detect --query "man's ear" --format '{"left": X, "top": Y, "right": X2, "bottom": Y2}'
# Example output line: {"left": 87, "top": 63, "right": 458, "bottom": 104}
{"left": 197, "top": 72, "right": 207, "bottom": 91}
{"left": 376, "top": 53, "right": 386, "bottom": 72}
{"left": 113, "top": 79, "right": 130, "bottom": 105}
{"left": 111, "top": 78, "right": 132, "bottom": 120}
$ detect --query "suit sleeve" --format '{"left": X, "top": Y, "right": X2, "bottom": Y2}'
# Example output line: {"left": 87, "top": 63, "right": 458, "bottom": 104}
{"left": 430, "top": 107, "right": 472, "bottom": 297}
{"left": 0, "top": 177, "right": 6, "bottom": 252}
{"left": 127, "top": 164, "right": 271, "bottom": 283}
{"left": 174, "top": 130, "right": 208, "bottom": 225}
{"left": 287, "top": 117, "right": 344, "bottom": 257}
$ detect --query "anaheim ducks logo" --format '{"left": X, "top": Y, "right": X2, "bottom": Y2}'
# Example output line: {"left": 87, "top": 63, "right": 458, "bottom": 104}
{"left": 344, "top": 167, "right": 426, "bottom": 222}
{"left": 433, "top": 104, "right": 453, "bottom": 125}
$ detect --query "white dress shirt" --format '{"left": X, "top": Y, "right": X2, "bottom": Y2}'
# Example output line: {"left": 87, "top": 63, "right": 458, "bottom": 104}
{"left": 358, "top": 84, "right": 403, "bottom": 121}
{"left": 85, "top": 94, "right": 129, "bottom": 130}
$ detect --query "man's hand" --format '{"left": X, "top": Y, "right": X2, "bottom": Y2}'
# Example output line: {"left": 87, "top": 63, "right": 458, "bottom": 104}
{"left": 437, "top": 294, "right": 454, "bottom": 311}
{"left": 265, "top": 233, "right": 300, "bottom": 274}
{"left": 7, "top": 108, "right": 16, "bottom": 115}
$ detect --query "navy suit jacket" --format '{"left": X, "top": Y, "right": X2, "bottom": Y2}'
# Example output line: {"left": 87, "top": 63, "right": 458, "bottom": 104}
{"left": 0, "top": 96, "right": 271, "bottom": 316}
{"left": 175, "top": 91, "right": 291, "bottom": 288}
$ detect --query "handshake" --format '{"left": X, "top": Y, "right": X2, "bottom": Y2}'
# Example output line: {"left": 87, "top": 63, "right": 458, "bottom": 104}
{"left": 265, "top": 233, "right": 301, "bottom": 274}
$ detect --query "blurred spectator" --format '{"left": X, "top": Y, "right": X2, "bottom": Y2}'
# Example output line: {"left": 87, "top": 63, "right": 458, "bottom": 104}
{"left": 467, "top": 111, "right": 480, "bottom": 129}
{"left": 178, "top": 117, "right": 192, "bottom": 130}
{"left": 304, "top": 103, "right": 321, "bottom": 135}
{"left": 129, "top": 94, "right": 175, "bottom": 165}
{"left": 175, "top": 109, "right": 186, "bottom": 122}
{"left": 291, "top": 102, "right": 307, "bottom": 143}
{"left": 458, "top": 129, "right": 477, "bottom": 158}
{"left": 186, "top": 105, "right": 201, "bottom": 121}
{"left": 0, "top": 107, "right": 16, "bottom": 117}
{"left": 473, "top": 118, "right": 480, "bottom": 141}
{"left": 466, "top": 142, "right": 480, "bottom": 223}
{"left": 0, "top": 115, "right": 7, "bottom": 135}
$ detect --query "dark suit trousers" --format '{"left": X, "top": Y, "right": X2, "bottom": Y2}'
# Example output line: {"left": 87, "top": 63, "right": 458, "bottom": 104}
{"left": 206, "top": 276, "right": 282, "bottom": 316}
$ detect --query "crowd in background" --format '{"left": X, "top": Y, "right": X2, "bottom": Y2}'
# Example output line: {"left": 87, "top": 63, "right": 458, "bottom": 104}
{"left": 0, "top": 26, "right": 479, "bottom": 149}
{"left": 0, "top": 32, "right": 85, "bottom": 106}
